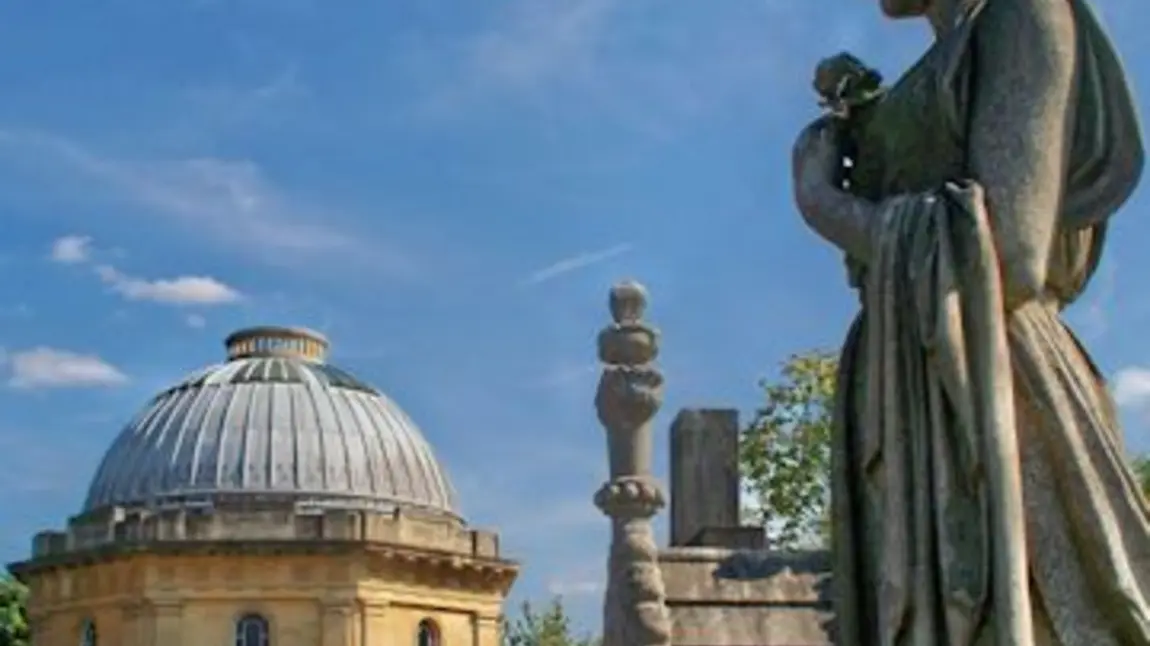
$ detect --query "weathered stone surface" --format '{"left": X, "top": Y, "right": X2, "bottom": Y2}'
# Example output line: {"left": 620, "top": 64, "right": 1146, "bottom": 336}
{"left": 793, "top": 0, "right": 1148, "bottom": 643}
{"left": 669, "top": 409, "right": 740, "bottom": 548}
{"left": 655, "top": 383, "right": 829, "bottom": 644}
{"left": 595, "top": 281, "right": 672, "bottom": 646}
{"left": 687, "top": 527, "right": 765, "bottom": 551}
{"left": 659, "top": 547, "right": 831, "bottom": 646}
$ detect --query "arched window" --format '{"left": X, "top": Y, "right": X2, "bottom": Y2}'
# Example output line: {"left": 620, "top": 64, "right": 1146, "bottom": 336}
{"left": 79, "top": 619, "right": 97, "bottom": 646}
{"left": 235, "top": 613, "right": 270, "bottom": 646}
{"left": 417, "top": 619, "right": 440, "bottom": 646}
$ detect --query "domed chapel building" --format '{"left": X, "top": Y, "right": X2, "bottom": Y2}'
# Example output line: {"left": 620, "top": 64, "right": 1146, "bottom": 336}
{"left": 9, "top": 326, "right": 518, "bottom": 646}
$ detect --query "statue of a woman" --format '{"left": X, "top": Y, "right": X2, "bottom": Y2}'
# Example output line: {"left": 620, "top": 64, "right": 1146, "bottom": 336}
{"left": 791, "top": 0, "right": 1148, "bottom": 644}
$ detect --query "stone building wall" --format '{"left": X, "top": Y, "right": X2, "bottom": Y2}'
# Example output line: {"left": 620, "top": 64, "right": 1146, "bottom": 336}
{"left": 25, "top": 555, "right": 500, "bottom": 646}
{"left": 13, "top": 505, "right": 513, "bottom": 646}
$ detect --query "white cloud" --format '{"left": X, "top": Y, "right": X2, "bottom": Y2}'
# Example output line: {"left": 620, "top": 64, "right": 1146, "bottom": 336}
{"left": 49, "top": 235, "right": 92, "bottom": 264}
{"left": 95, "top": 265, "right": 242, "bottom": 306}
{"left": 7, "top": 347, "right": 128, "bottom": 389}
{"left": 523, "top": 243, "right": 632, "bottom": 286}
{"left": 547, "top": 579, "right": 603, "bottom": 597}
{"left": 43, "top": 234, "right": 243, "bottom": 307}
{"left": 1113, "top": 367, "right": 1150, "bottom": 408}
{"left": 185, "top": 313, "right": 207, "bottom": 329}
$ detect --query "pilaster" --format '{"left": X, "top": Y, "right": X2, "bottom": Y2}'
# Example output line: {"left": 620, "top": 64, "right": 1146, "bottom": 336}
{"left": 152, "top": 601, "right": 183, "bottom": 646}
{"left": 361, "top": 600, "right": 390, "bottom": 646}
{"left": 120, "top": 601, "right": 152, "bottom": 646}
{"left": 473, "top": 614, "right": 502, "bottom": 646}
{"left": 322, "top": 600, "right": 361, "bottom": 646}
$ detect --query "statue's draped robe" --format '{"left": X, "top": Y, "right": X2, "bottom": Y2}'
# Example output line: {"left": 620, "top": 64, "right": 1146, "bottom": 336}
{"left": 830, "top": 1, "right": 1149, "bottom": 645}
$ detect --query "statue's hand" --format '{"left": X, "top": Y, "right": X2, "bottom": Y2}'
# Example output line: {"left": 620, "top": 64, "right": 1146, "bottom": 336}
{"left": 792, "top": 116, "right": 845, "bottom": 217}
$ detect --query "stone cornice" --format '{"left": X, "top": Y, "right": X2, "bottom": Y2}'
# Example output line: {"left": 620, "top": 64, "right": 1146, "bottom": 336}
{"left": 8, "top": 538, "right": 519, "bottom": 585}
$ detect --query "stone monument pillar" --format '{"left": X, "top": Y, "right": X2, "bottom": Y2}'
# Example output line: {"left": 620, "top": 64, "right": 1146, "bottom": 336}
{"left": 669, "top": 409, "right": 742, "bottom": 547}
{"left": 594, "top": 280, "right": 672, "bottom": 646}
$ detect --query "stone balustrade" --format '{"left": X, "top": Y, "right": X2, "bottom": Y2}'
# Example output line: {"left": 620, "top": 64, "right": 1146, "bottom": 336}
{"left": 31, "top": 504, "right": 502, "bottom": 561}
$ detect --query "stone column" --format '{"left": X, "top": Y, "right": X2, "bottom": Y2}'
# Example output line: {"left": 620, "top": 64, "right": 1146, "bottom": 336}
{"left": 594, "top": 280, "right": 671, "bottom": 646}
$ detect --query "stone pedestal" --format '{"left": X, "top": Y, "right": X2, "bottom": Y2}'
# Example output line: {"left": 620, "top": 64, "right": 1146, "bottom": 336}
{"left": 659, "top": 548, "right": 832, "bottom": 646}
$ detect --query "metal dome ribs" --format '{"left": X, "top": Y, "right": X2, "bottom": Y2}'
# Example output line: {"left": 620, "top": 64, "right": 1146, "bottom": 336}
{"left": 82, "top": 328, "right": 459, "bottom": 519}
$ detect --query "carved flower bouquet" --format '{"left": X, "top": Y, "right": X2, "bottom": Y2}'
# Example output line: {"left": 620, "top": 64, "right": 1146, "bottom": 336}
{"left": 814, "top": 51, "right": 884, "bottom": 119}
{"left": 812, "top": 51, "right": 885, "bottom": 194}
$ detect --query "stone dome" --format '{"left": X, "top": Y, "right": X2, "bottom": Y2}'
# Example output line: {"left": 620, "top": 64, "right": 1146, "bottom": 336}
{"left": 82, "top": 326, "right": 459, "bottom": 518}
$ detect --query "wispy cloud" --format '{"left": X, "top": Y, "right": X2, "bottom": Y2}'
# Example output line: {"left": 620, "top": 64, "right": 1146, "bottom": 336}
{"left": 182, "top": 65, "right": 309, "bottom": 132}
{"left": 406, "top": 0, "right": 616, "bottom": 120}
{"left": 94, "top": 265, "right": 242, "bottom": 306}
{"left": 402, "top": 0, "right": 854, "bottom": 136}
{"left": 7, "top": 347, "right": 129, "bottom": 389}
{"left": 0, "top": 129, "right": 418, "bottom": 279}
{"left": 523, "top": 243, "right": 632, "bottom": 286}
{"left": 189, "top": 0, "right": 316, "bottom": 13}
{"left": 0, "top": 304, "right": 33, "bottom": 319}
{"left": 466, "top": 0, "right": 615, "bottom": 94}
{"left": 48, "top": 235, "right": 93, "bottom": 264}
{"left": 185, "top": 313, "right": 207, "bottom": 329}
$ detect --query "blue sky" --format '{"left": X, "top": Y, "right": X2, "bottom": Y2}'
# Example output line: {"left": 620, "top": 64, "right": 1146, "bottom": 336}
{"left": 0, "top": 0, "right": 1147, "bottom": 633}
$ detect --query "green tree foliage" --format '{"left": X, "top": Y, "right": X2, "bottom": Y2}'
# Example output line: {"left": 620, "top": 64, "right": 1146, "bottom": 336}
{"left": 502, "top": 597, "right": 599, "bottom": 646}
{"left": 738, "top": 345, "right": 1150, "bottom": 551}
{"left": 1133, "top": 454, "right": 1150, "bottom": 499}
{"left": 739, "top": 350, "right": 838, "bottom": 550}
{"left": 0, "top": 574, "right": 29, "bottom": 646}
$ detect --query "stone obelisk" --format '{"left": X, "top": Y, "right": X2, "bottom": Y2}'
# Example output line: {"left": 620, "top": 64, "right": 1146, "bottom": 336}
{"left": 594, "top": 280, "right": 671, "bottom": 646}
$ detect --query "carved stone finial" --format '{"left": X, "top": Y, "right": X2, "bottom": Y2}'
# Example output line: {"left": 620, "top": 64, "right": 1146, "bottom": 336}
{"left": 594, "top": 280, "right": 671, "bottom": 646}
{"left": 609, "top": 280, "right": 648, "bottom": 324}
{"left": 595, "top": 279, "right": 663, "bottom": 475}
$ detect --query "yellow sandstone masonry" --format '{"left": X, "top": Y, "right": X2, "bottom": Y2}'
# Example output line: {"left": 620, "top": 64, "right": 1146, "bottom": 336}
{"left": 10, "top": 326, "right": 518, "bottom": 646}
